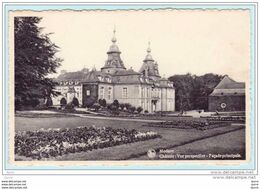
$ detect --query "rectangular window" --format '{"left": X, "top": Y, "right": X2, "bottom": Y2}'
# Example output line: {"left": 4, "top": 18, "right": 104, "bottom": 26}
{"left": 108, "top": 87, "right": 112, "bottom": 100}
{"left": 141, "top": 87, "right": 144, "bottom": 98}
{"left": 151, "top": 88, "right": 154, "bottom": 98}
{"left": 86, "top": 90, "right": 90, "bottom": 96}
{"left": 147, "top": 88, "right": 149, "bottom": 98}
{"left": 100, "top": 87, "right": 104, "bottom": 99}
{"left": 122, "top": 87, "right": 128, "bottom": 98}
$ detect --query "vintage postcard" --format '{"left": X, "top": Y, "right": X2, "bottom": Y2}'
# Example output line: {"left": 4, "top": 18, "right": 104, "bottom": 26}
{"left": 3, "top": 3, "right": 257, "bottom": 173}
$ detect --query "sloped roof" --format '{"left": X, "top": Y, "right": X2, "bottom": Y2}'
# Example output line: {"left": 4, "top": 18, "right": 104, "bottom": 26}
{"left": 210, "top": 75, "right": 245, "bottom": 96}
{"left": 56, "top": 71, "right": 87, "bottom": 81}
{"left": 114, "top": 69, "right": 141, "bottom": 76}
{"left": 113, "top": 74, "right": 143, "bottom": 84}
{"left": 215, "top": 75, "right": 245, "bottom": 89}
{"left": 139, "top": 62, "right": 160, "bottom": 77}
{"left": 139, "top": 46, "right": 160, "bottom": 78}
{"left": 55, "top": 68, "right": 172, "bottom": 87}
{"left": 56, "top": 70, "right": 111, "bottom": 83}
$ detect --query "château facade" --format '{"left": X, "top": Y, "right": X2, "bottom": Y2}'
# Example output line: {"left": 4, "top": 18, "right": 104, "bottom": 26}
{"left": 52, "top": 30, "right": 175, "bottom": 113}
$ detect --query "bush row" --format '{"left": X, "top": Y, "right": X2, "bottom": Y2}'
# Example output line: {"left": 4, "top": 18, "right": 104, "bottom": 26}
{"left": 144, "top": 120, "right": 230, "bottom": 131}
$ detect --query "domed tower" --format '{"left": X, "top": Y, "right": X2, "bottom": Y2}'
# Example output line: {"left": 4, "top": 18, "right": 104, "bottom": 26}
{"left": 101, "top": 29, "right": 126, "bottom": 74}
{"left": 139, "top": 42, "right": 161, "bottom": 79}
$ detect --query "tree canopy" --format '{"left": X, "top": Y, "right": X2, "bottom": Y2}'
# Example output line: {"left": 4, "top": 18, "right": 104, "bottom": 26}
{"left": 168, "top": 73, "right": 222, "bottom": 111}
{"left": 15, "top": 17, "right": 62, "bottom": 109}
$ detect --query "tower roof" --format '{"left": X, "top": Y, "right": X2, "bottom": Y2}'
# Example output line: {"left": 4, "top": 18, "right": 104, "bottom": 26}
{"left": 107, "top": 28, "right": 121, "bottom": 54}
{"left": 144, "top": 42, "right": 154, "bottom": 62}
{"left": 102, "top": 29, "right": 126, "bottom": 71}
{"left": 139, "top": 42, "right": 160, "bottom": 78}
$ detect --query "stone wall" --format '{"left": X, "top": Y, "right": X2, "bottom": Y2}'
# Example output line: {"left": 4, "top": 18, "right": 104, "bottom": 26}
{"left": 208, "top": 95, "right": 245, "bottom": 112}
{"left": 161, "top": 88, "right": 175, "bottom": 112}
{"left": 114, "top": 84, "right": 141, "bottom": 108}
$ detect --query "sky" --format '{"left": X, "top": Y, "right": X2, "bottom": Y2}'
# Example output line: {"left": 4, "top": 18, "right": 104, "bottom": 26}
{"left": 33, "top": 9, "right": 251, "bottom": 82}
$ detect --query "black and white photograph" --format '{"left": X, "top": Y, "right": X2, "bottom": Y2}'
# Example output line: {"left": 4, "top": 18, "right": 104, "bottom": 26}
{"left": 10, "top": 8, "right": 249, "bottom": 163}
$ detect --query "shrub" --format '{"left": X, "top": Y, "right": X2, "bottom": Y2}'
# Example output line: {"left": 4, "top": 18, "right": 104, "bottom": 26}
{"left": 129, "top": 106, "right": 136, "bottom": 113}
{"left": 15, "top": 99, "right": 22, "bottom": 110}
{"left": 113, "top": 99, "right": 119, "bottom": 108}
{"left": 35, "top": 103, "right": 47, "bottom": 110}
{"left": 102, "top": 99, "right": 107, "bottom": 107}
{"left": 98, "top": 99, "right": 107, "bottom": 107}
{"left": 60, "top": 98, "right": 67, "bottom": 107}
{"left": 119, "top": 103, "right": 125, "bottom": 110}
{"left": 65, "top": 102, "right": 74, "bottom": 110}
{"left": 137, "top": 106, "right": 143, "bottom": 114}
{"left": 85, "top": 97, "right": 96, "bottom": 108}
{"left": 92, "top": 103, "right": 101, "bottom": 112}
{"left": 107, "top": 103, "right": 112, "bottom": 110}
{"left": 72, "top": 97, "right": 79, "bottom": 107}
{"left": 25, "top": 98, "right": 40, "bottom": 108}
{"left": 144, "top": 110, "right": 149, "bottom": 114}
{"left": 45, "top": 97, "right": 53, "bottom": 107}
{"left": 109, "top": 104, "right": 119, "bottom": 115}
{"left": 125, "top": 103, "right": 131, "bottom": 110}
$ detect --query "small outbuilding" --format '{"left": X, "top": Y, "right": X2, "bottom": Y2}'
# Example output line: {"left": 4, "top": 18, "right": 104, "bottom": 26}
{"left": 208, "top": 75, "right": 245, "bottom": 112}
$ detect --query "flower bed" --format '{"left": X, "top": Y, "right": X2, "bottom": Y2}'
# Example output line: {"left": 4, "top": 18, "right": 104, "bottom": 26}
{"left": 15, "top": 126, "right": 160, "bottom": 160}
{"left": 203, "top": 116, "right": 245, "bottom": 123}
{"left": 143, "top": 120, "right": 230, "bottom": 130}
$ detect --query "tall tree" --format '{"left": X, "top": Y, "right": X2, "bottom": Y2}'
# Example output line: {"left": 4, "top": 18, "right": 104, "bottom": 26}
{"left": 192, "top": 74, "right": 222, "bottom": 110}
{"left": 168, "top": 73, "right": 222, "bottom": 111}
{"left": 15, "top": 17, "right": 62, "bottom": 110}
{"left": 168, "top": 73, "right": 194, "bottom": 111}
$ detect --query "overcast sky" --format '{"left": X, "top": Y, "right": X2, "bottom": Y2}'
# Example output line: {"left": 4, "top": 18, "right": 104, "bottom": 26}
{"left": 35, "top": 9, "right": 250, "bottom": 82}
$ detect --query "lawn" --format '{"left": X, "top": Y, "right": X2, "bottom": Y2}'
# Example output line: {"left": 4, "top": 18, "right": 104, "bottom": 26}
{"left": 15, "top": 115, "right": 245, "bottom": 160}
{"left": 132, "top": 129, "right": 245, "bottom": 160}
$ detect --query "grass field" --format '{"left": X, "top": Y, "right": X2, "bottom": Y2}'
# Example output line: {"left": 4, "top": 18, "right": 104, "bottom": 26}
{"left": 15, "top": 115, "right": 245, "bottom": 160}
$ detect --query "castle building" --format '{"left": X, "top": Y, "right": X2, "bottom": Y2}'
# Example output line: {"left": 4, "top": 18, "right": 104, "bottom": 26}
{"left": 52, "top": 30, "right": 175, "bottom": 112}
{"left": 208, "top": 75, "right": 245, "bottom": 112}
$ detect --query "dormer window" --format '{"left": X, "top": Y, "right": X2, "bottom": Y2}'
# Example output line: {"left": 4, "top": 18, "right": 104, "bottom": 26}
{"left": 64, "top": 81, "right": 68, "bottom": 85}
{"left": 75, "top": 81, "right": 79, "bottom": 85}
{"left": 69, "top": 81, "right": 73, "bottom": 85}
{"left": 106, "top": 77, "right": 111, "bottom": 83}
{"left": 97, "top": 76, "right": 102, "bottom": 81}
